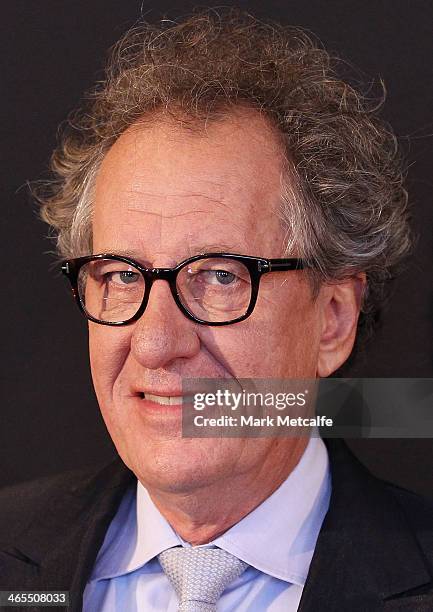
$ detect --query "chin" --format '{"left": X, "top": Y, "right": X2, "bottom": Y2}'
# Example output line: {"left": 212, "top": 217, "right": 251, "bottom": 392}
{"left": 120, "top": 437, "right": 232, "bottom": 494}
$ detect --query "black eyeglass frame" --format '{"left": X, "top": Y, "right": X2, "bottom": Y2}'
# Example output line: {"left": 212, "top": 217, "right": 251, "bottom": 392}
{"left": 61, "top": 252, "right": 308, "bottom": 327}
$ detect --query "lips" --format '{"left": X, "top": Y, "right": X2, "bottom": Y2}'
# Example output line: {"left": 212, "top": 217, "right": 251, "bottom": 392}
{"left": 133, "top": 392, "right": 191, "bottom": 417}
{"left": 142, "top": 393, "right": 184, "bottom": 406}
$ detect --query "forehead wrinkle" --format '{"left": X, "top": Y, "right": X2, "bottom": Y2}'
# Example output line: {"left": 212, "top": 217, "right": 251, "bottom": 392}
{"left": 125, "top": 208, "right": 217, "bottom": 218}
{"left": 126, "top": 188, "right": 228, "bottom": 206}
{"left": 174, "top": 193, "right": 231, "bottom": 207}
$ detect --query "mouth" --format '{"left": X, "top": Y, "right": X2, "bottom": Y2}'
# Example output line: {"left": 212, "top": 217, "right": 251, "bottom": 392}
{"left": 137, "top": 392, "right": 184, "bottom": 406}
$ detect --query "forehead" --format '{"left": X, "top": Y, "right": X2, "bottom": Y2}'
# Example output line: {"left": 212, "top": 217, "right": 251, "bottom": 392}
{"left": 92, "top": 108, "right": 287, "bottom": 262}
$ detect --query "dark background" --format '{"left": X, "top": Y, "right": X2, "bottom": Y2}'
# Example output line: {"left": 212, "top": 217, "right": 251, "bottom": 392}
{"left": 1, "top": 1, "right": 432, "bottom": 496}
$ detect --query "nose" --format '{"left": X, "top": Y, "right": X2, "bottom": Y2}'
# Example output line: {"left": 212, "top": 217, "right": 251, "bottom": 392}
{"left": 130, "top": 279, "right": 201, "bottom": 370}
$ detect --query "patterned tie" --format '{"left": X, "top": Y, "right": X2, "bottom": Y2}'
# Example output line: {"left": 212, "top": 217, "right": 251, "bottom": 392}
{"left": 158, "top": 546, "right": 248, "bottom": 611}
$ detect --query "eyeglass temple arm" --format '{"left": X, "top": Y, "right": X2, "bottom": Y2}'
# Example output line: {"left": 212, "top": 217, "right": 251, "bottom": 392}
{"left": 264, "top": 258, "right": 307, "bottom": 271}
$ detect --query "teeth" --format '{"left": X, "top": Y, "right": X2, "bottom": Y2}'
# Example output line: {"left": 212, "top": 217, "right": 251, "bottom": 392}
{"left": 145, "top": 394, "right": 184, "bottom": 406}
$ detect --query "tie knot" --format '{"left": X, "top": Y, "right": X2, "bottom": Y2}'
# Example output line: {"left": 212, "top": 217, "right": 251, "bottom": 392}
{"left": 158, "top": 546, "right": 248, "bottom": 611}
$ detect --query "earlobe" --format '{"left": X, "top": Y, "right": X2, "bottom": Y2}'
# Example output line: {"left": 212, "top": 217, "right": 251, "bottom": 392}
{"left": 317, "top": 274, "right": 366, "bottom": 377}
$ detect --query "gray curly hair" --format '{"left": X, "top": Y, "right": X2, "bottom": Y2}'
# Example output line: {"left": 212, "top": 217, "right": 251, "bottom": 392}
{"left": 35, "top": 9, "right": 411, "bottom": 340}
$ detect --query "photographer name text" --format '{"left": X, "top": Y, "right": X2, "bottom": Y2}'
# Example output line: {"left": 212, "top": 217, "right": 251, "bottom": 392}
{"left": 193, "top": 415, "right": 333, "bottom": 427}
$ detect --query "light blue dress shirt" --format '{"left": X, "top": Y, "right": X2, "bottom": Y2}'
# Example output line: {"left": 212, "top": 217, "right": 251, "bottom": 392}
{"left": 83, "top": 435, "right": 330, "bottom": 611}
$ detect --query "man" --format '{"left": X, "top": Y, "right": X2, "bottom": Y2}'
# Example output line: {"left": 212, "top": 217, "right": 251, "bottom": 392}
{"left": 1, "top": 10, "right": 432, "bottom": 612}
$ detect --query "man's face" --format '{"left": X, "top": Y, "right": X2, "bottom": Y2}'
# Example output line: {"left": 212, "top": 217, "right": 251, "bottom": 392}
{"left": 89, "top": 109, "right": 326, "bottom": 493}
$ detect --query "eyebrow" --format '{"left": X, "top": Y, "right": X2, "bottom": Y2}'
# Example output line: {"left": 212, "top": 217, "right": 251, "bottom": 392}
{"left": 94, "top": 244, "right": 250, "bottom": 266}
{"left": 188, "top": 243, "right": 249, "bottom": 254}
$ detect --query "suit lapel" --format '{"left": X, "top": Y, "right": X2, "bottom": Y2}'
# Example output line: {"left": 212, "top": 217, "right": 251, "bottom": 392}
{"left": 298, "top": 439, "right": 432, "bottom": 611}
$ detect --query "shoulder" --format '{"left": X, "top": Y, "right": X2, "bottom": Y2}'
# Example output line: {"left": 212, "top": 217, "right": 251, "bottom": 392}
{"left": 325, "top": 438, "right": 433, "bottom": 572}
{"left": 301, "top": 440, "right": 433, "bottom": 607}
{"left": 384, "top": 480, "right": 433, "bottom": 558}
{"left": 0, "top": 462, "right": 112, "bottom": 544}
{"left": 0, "top": 458, "right": 134, "bottom": 592}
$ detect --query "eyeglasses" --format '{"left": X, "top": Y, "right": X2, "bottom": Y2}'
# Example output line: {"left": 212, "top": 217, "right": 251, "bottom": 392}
{"left": 61, "top": 252, "right": 308, "bottom": 326}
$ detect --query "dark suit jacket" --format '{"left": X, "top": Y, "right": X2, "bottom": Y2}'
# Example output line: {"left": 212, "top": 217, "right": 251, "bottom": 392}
{"left": 1, "top": 439, "right": 433, "bottom": 612}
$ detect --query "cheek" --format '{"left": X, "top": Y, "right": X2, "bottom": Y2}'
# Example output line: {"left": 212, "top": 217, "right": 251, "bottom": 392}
{"left": 230, "top": 288, "right": 322, "bottom": 377}
{"left": 204, "top": 323, "right": 290, "bottom": 378}
{"left": 88, "top": 323, "right": 132, "bottom": 401}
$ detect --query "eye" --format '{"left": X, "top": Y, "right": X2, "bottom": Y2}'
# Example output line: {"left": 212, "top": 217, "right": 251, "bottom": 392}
{"left": 193, "top": 269, "right": 237, "bottom": 286}
{"left": 209, "top": 270, "right": 236, "bottom": 285}
{"left": 107, "top": 270, "right": 140, "bottom": 285}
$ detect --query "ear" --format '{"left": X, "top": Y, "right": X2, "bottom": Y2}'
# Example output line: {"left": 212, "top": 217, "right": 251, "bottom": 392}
{"left": 317, "top": 274, "right": 366, "bottom": 377}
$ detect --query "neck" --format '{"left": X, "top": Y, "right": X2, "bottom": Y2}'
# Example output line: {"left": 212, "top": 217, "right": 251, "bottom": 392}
{"left": 143, "top": 436, "right": 308, "bottom": 545}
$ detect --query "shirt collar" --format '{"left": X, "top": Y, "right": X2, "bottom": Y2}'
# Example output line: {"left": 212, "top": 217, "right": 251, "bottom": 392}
{"left": 90, "top": 434, "right": 330, "bottom": 586}
{"left": 212, "top": 434, "right": 330, "bottom": 585}
{"left": 88, "top": 477, "right": 182, "bottom": 581}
